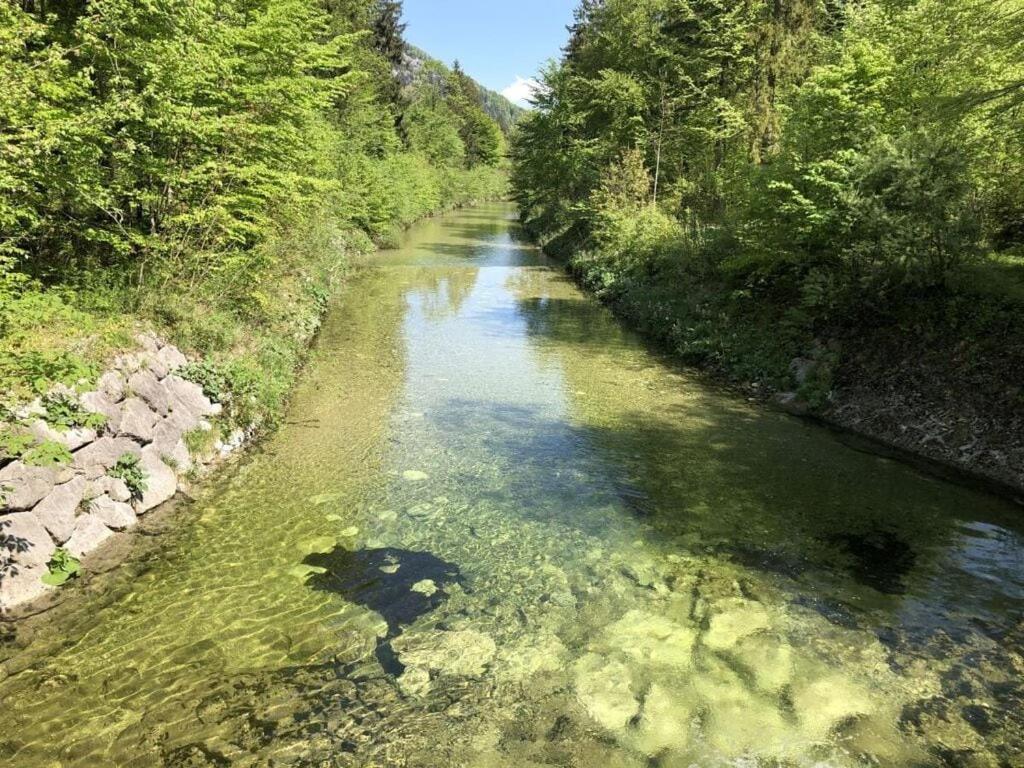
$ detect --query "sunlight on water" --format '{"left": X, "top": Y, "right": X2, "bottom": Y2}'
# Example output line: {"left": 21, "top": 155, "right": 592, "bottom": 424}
{"left": 1, "top": 204, "right": 1022, "bottom": 767}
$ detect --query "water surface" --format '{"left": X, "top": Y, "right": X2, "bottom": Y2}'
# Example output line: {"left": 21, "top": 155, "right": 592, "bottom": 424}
{"left": 2, "top": 204, "right": 1023, "bottom": 767}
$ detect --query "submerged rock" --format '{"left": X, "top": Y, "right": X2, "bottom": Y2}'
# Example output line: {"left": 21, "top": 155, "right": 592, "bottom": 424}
{"left": 793, "top": 673, "right": 875, "bottom": 739}
{"left": 629, "top": 683, "right": 694, "bottom": 756}
{"left": 393, "top": 629, "right": 496, "bottom": 678}
{"left": 728, "top": 632, "right": 794, "bottom": 694}
{"left": 573, "top": 653, "right": 638, "bottom": 732}
{"left": 397, "top": 665, "right": 432, "bottom": 697}
{"left": 703, "top": 598, "right": 771, "bottom": 651}
{"left": 596, "top": 610, "right": 696, "bottom": 670}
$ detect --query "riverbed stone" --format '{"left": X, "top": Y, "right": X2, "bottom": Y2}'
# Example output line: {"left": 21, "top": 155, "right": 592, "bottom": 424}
{"left": 89, "top": 494, "right": 138, "bottom": 531}
{"left": 0, "top": 461, "right": 58, "bottom": 511}
{"left": 133, "top": 447, "right": 178, "bottom": 514}
{"left": 118, "top": 398, "right": 159, "bottom": 443}
{"left": 630, "top": 683, "right": 694, "bottom": 756}
{"left": 72, "top": 437, "right": 142, "bottom": 474}
{"left": 0, "top": 512, "right": 56, "bottom": 567}
{"left": 80, "top": 391, "right": 123, "bottom": 432}
{"left": 394, "top": 629, "right": 497, "bottom": 678}
{"left": 693, "top": 658, "right": 797, "bottom": 758}
{"left": 573, "top": 653, "right": 639, "bottom": 732}
{"left": 596, "top": 610, "right": 696, "bottom": 670}
{"left": 64, "top": 514, "right": 116, "bottom": 558}
{"left": 128, "top": 370, "right": 170, "bottom": 416}
{"left": 793, "top": 673, "right": 875, "bottom": 738}
{"left": 397, "top": 666, "right": 432, "bottom": 697}
{"left": 32, "top": 475, "right": 87, "bottom": 544}
{"left": 728, "top": 632, "right": 794, "bottom": 694}
{"left": 703, "top": 598, "right": 772, "bottom": 651}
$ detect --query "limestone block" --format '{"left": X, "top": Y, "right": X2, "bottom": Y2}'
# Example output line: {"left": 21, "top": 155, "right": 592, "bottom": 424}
{"left": 29, "top": 420, "right": 97, "bottom": 451}
{"left": 128, "top": 370, "right": 170, "bottom": 416}
{"left": 164, "top": 375, "right": 217, "bottom": 420}
{"left": 0, "top": 564, "right": 52, "bottom": 612}
{"left": 0, "top": 512, "right": 56, "bottom": 568}
{"left": 157, "top": 345, "right": 188, "bottom": 374}
{"left": 32, "top": 475, "right": 86, "bottom": 544}
{"left": 118, "top": 398, "right": 158, "bottom": 443}
{"left": 80, "top": 391, "right": 122, "bottom": 432}
{"left": 72, "top": 437, "right": 142, "bottom": 474}
{"left": 97, "top": 371, "right": 126, "bottom": 403}
{"left": 134, "top": 446, "right": 178, "bottom": 514}
{"left": 64, "top": 514, "right": 116, "bottom": 558}
{"left": 88, "top": 494, "right": 138, "bottom": 531}
{"left": 0, "top": 461, "right": 58, "bottom": 511}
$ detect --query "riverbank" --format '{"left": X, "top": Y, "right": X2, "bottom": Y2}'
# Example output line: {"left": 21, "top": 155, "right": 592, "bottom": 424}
{"left": 530, "top": 226, "right": 1024, "bottom": 501}
{"left": 0, "top": 187, "right": 506, "bottom": 617}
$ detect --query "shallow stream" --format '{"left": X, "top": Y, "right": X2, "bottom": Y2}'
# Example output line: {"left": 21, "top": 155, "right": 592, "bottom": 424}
{"left": 1, "top": 204, "right": 1023, "bottom": 767}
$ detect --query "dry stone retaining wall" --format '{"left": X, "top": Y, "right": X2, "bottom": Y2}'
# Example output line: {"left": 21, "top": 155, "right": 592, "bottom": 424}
{"left": 0, "top": 334, "right": 237, "bottom": 616}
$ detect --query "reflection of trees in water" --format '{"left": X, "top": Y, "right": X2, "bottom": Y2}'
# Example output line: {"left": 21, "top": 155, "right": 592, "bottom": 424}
{"left": 409, "top": 268, "right": 480, "bottom": 320}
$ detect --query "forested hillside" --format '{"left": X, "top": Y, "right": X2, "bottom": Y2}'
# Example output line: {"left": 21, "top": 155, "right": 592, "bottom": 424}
{"left": 0, "top": 0, "right": 512, "bottom": 436}
{"left": 513, "top": 0, "right": 1024, "bottom": 484}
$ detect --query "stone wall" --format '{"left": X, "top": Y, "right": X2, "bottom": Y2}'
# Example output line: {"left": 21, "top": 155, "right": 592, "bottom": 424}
{"left": 0, "top": 334, "right": 235, "bottom": 616}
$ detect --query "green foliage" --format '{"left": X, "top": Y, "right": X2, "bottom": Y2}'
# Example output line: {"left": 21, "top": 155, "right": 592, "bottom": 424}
{"left": 0, "top": 428, "right": 35, "bottom": 463}
{"left": 0, "top": 0, "right": 512, "bottom": 426}
{"left": 22, "top": 441, "right": 73, "bottom": 468}
{"left": 513, "top": 0, "right": 1024, "bottom": 399}
{"left": 42, "top": 392, "right": 106, "bottom": 432}
{"left": 109, "top": 454, "right": 148, "bottom": 500}
{"left": 41, "top": 548, "right": 82, "bottom": 588}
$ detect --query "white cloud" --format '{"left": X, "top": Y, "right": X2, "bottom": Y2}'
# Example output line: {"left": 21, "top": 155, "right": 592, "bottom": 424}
{"left": 501, "top": 76, "right": 543, "bottom": 109}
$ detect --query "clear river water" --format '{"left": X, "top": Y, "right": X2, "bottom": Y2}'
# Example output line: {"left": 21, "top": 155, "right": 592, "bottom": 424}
{"left": 1, "top": 204, "right": 1023, "bottom": 767}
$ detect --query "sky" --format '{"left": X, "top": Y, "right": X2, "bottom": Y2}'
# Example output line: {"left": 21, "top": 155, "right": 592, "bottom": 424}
{"left": 402, "top": 0, "right": 578, "bottom": 107}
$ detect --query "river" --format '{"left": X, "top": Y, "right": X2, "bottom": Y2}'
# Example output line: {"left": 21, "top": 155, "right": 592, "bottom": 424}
{"left": 1, "top": 203, "right": 1022, "bottom": 767}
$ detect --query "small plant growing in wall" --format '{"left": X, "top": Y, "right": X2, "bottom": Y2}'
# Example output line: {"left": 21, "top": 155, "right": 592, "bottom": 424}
{"left": 41, "top": 548, "right": 82, "bottom": 587}
{"left": 42, "top": 391, "right": 107, "bottom": 431}
{"left": 22, "top": 440, "right": 73, "bottom": 467}
{"left": 109, "top": 454, "right": 148, "bottom": 500}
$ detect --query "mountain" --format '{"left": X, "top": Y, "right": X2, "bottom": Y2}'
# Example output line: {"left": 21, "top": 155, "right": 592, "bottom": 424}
{"left": 401, "top": 45, "right": 526, "bottom": 134}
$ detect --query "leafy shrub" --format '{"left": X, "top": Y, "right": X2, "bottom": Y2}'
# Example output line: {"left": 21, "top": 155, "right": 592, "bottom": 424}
{"left": 109, "top": 454, "right": 147, "bottom": 500}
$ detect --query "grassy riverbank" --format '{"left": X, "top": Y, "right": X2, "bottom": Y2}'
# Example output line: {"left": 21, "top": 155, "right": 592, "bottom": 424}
{"left": 0, "top": 1, "right": 512, "bottom": 440}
